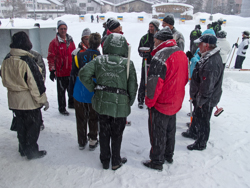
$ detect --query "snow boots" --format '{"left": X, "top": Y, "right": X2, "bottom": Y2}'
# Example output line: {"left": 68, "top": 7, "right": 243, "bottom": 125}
{"left": 142, "top": 160, "right": 163, "bottom": 171}
{"left": 89, "top": 139, "right": 98, "bottom": 151}
{"left": 187, "top": 142, "right": 206, "bottom": 151}
{"left": 27, "top": 150, "right": 47, "bottom": 160}
{"left": 112, "top": 157, "right": 127, "bottom": 170}
{"left": 181, "top": 130, "right": 198, "bottom": 140}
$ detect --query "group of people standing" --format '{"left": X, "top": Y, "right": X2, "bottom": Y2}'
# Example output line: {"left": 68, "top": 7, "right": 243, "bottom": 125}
{"left": 0, "top": 14, "right": 249, "bottom": 172}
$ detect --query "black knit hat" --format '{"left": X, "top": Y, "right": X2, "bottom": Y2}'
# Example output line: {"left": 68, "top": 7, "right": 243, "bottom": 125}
{"left": 107, "top": 18, "right": 120, "bottom": 31}
{"left": 163, "top": 14, "right": 175, "bottom": 26}
{"left": 9, "top": 31, "right": 33, "bottom": 51}
{"left": 154, "top": 27, "right": 173, "bottom": 41}
{"left": 195, "top": 24, "right": 201, "bottom": 30}
{"left": 243, "top": 31, "right": 250, "bottom": 37}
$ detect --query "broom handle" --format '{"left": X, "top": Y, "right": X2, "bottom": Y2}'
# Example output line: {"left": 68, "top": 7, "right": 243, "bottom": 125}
{"left": 228, "top": 37, "right": 239, "bottom": 68}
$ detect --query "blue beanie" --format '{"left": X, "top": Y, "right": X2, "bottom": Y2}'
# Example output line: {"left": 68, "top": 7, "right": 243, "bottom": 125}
{"left": 202, "top": 29, "right": 215, "bottom": 36}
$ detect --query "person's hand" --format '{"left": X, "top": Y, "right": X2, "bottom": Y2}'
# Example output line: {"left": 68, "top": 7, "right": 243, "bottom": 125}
{"left": 186, "top": 51, "right": 194, "bottom": 61}
{"left": 43, "top": 101, "right": 49, "bottom": 111}
{"left": 233, "top": 43, "right": 238, "bottom": 48}
{"left": 49, "top": 70, "right": 56, "bottom": 82}
{"left": 142, "top": 52, "right": 150, "bottom": 59}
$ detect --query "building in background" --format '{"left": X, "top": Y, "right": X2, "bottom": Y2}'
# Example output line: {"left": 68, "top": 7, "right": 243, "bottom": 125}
{"left": 152, "top": 3, "right": 194, "bottom": 20}
{"left": 115, "top": 0, "right": 153, "bottom": 13}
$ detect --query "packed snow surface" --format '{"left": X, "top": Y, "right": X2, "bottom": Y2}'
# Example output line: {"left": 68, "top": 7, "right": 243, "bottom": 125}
{"left": 0, "top": 12, "right": 250, "bottom": 188}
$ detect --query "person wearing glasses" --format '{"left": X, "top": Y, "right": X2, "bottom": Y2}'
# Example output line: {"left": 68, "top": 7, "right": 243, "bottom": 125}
{"left": 47, "top": 20, "right": 76, "bottom": 116}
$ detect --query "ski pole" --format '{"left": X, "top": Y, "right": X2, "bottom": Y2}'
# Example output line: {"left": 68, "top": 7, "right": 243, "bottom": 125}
{"left": 228, "top": 37, "right": 239, "bottom": 68}
{"left": 225, "top": 46, "right": 234, "bottom": 68}
{"left": 188, "top": 60, "right": 193, "bottom": 126}
{"left": 145, "top": 57, "right": 147, "bottom": 95}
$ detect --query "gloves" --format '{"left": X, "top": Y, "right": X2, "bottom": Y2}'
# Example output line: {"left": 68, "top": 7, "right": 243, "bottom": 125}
{"left": 186, "top": 51, "right": 194, "bottom": 61}
{"left": 233, "top": 43, "right": 238, "bottom": 48}
{"left": 142, "top": 52, "right": 150, "bottom": 59}
{"left": 49, "top": 70, "right": 56, "bottom": 82}
{"left": 43, "top": 101, "right": 49, "bottom": 111}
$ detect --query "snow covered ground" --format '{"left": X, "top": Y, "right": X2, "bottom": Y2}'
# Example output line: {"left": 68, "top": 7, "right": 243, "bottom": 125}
{"left": 0, "top": 12, "right": 250, "bottom": 188}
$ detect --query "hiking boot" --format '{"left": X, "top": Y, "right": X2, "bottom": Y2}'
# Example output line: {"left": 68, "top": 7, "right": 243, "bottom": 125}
{"left": 112, "top": 157, "right": 127, "bottom": 170}
{"left": 102, "top": 162, "right": 110, "bottom": 170}
{"left": 40, "top": 124, "right": 45, "bottom": 131}
{"left": 165, "top": 157, "right": 173, "bottom": 164}
{"left": 142, "top": 160, "right": 163, "bottom": 171}
{"left": 181, "top": 130, "right": 197, "bottom": 140}
{"left": 89, "top": 139, "right": 98, "bottom": 151}
{"left": 68, "top": 103, "right": 75, "bottom": 109}
{"left": 187, "top": 142, "right": 206, "bottom": 151}
{"left": 138, "top": 102, "right": 143, "bottom": 109}
{"left": 78, "top": 142, "right": 87, "bottom": 150}
{"left": 59, "top": 110, "right": 69, "bottom": 116}
{"left": 27, "top": 150, "right": 47, "bottom": 160}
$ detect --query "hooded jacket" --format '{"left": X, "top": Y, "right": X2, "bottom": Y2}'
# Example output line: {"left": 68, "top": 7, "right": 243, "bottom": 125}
{"left": 190, "top": 47, "right": 224, "bottom": 107}
{"left": 79, "top": 33, "right": 138, "bottom": 118}
{"left": 217, "top": 38, "right": 231, "bottom": 64}
{"left": 47, "top": 33, "right": 76, "bottom": 77}
{"left": 145, "top": 39, "right": 188, "bottom": 115}
{"left": 1, "top": 49, "right": 47, "bottom": 110}
{"left": 101, "top": 29, "right": 124, "bottom": 48}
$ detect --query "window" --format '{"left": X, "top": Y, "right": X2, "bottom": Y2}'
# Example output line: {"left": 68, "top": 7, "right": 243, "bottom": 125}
{"left": 71, "top": 0, "right": 77, "bottom": 3}
{"left": 88, "top": 0, "right": 91, "bottom": 2}
{"left": 87, "top": 7, "right": 94, "bottom": 11}
{"left": 79, "top": 3, "right": 86, "bottom": 7}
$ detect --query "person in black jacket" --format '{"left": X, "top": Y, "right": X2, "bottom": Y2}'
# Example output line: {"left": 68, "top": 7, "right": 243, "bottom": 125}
{"left": 182, "top": 34, "right": 224, "bottom": 151}
{"left": 190, "top": 24, "right": 202, "bottom": 54}
{"left": 137, "top": 20, "right": 159, "bottom": 109}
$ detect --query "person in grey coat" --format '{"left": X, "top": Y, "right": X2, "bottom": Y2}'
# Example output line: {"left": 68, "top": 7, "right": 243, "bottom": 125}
{"left": 182, "top": 34, "right": 224, "bottom": 151}
{"left": 162, "top": 14, "right": 185, "bottom": 51}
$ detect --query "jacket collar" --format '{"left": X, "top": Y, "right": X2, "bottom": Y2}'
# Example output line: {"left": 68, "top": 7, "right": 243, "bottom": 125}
{"left": 106, "top": 29, "right": 124, "bottom": 36}
{"left": 10, "top": 48, "right": 34, "bottom": 58}
{"left": 151, "top": 39, "right": 177, "bottom": 57}
{"left": 198, "top": 47, "right": 220, "bottom": 65}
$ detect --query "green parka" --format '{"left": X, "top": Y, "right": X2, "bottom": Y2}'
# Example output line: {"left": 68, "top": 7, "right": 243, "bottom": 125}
{"left": 79, "top": 33, "right": 138, "bottom": 118}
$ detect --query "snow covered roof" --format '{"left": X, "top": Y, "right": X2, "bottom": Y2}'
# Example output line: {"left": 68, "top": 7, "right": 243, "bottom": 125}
{"left": 37, "top": 0, "right": 51, "bottom": 5}
{"left": 115, "top": 0, "right": 154, "bottom": 7}
{"left": 47, "top": 0, "right": 63, "bottom": 6}
{"left": 101, "top": 0, "right": 114, "bottom": 6}
{"left": 152, "top": 3, "right": 194, "bottom": 9}
{"left": 92, "top": 0, "right": 104, "bottom": 6}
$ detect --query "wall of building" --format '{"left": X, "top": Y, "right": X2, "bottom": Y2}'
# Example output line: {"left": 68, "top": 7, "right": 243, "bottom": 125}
{"left": 116, "top": 1, "right": 152, "bottom": 13}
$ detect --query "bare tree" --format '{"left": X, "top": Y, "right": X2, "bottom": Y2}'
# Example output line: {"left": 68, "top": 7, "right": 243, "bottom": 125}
{"left": 3, "top": 0, "right": 27, "bottom": 18}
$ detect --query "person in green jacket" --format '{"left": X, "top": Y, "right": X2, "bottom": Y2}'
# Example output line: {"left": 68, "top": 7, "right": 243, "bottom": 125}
{"left": 79, "top": 33, "right": 138, "bottom": 171}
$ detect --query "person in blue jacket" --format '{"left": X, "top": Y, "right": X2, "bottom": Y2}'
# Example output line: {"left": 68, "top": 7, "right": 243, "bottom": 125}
{"left": 186, "top": 29, "right": 216, "bottom": 76}
{"left": 69, "top": 33, "right": 101, "bottom": 151}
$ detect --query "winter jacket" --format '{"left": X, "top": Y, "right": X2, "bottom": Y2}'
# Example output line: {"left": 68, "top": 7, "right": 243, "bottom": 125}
{"left": 1, "top": 49, "right": 47, "bottom": 110}
{"left": 190, "top": 48, "right": 201, "bottom": 76}
{"left": 217, "top": 38, "right": 231, "bottom": 64}
{"left": 47, "top": 33, "right": 76, "bottom": 77}
{"left": 79, "top": 33, "right": 138, "bottom": 118}
{"left": 70, "top": 48, "right": 101, "bottom": 103}
{"left": 236, "top": 37, "right": 249, "bottom": 57}
{"left": 138, "top": 31, "right": 154, "bottom": 66}
{"left": 101, "top": 29, "right": 124, "bottom": 48}
{"left": 29, "top": 50, "right": 46, "bottom": 79}
{"left": 190, "top": 29, "right": 202, "bottom": 54}
{"left": 190, "top": 47, "right": 224, "bottom": 108}
{"left": 71, "top": 42, "right": 88, "bottom": 57}
{"left": 145, "top": 39, "right": 188, "bottom": 116}
{"left": 172, "top": 27, "right": 185, "bottom": 51}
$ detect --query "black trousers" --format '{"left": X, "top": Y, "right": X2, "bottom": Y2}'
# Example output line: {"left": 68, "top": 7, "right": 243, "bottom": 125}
{"left": 57, "top": 76, "right": 74, "bottom": 112}
{"left": 74, "top": 99, "right": 98, "bottom": 145}
{"left": 234, "top": 55, "right": 245, "bottom": 69}
{"left": 148, "top": 107, "right": 176, "bottom": 165}
{"left": 12, "top": 108, "right": 41, "bottom": 157}
{"left": 138, "top": 63, "right": 149, "bottom": 103}
{"left": 98, "top": 114, "right": 126, "bottom": 166}
{"left": 190, "top": 103, "right": 213, "bottom": 146}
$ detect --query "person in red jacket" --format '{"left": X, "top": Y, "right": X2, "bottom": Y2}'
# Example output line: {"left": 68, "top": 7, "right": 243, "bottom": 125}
{"left": 47, "top": 20, "right": 76, "bottom": 115}
{"left": 143, "top": 27, "right": 188, "bottom": 171}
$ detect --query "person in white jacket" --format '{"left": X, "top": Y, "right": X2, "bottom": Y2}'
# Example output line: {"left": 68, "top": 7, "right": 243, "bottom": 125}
{"left": 216, "top": 30, "right": 231, "bottom": 68}
{"left": 234, "top": 31, "right": 249, "bottom": 69}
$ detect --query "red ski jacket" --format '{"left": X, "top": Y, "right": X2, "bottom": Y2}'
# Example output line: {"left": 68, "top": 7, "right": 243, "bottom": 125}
{"left": 47, "top": 34, "right": 76, "bottom": 77}
{"left": 145, "top": 39, "right": 188, "bottom": 115}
